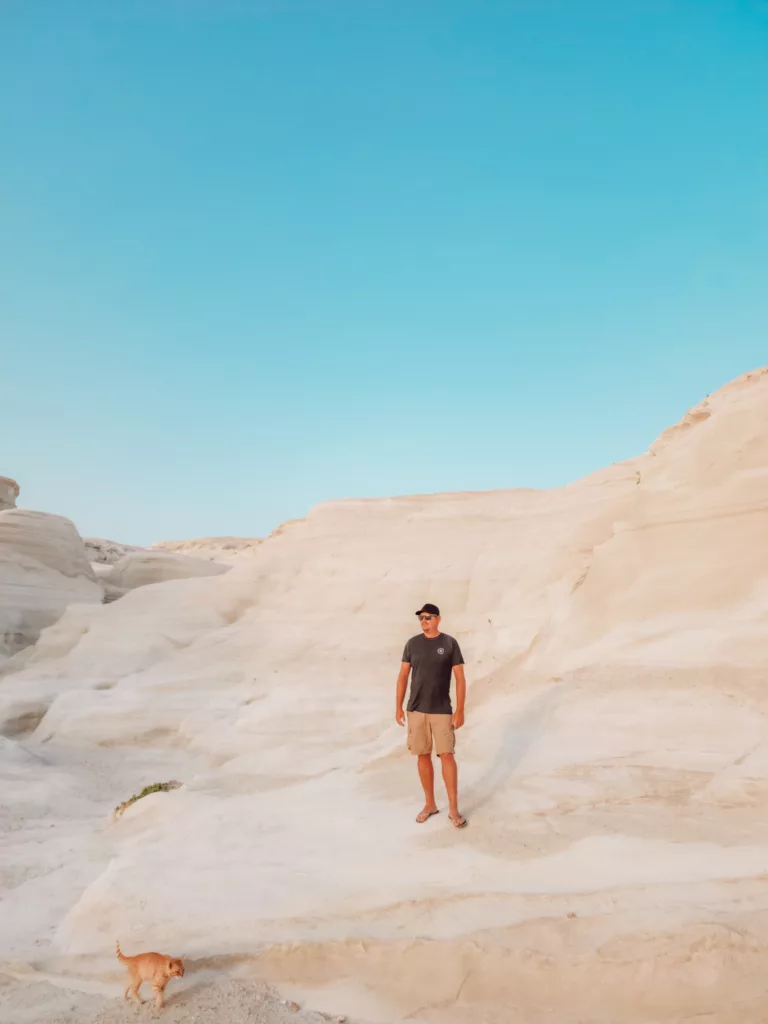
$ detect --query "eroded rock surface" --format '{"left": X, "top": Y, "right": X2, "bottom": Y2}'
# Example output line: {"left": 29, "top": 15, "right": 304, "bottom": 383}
{"left": 0, "top": 476, "right": 19, "bottom": 511}
{"left": 0, "top": 509, "right": 102, "bottom": 660}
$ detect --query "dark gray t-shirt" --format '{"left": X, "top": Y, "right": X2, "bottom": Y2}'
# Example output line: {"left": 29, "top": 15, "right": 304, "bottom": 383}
{"left": 402, "top": 633, "right": 464, "bottom": 715}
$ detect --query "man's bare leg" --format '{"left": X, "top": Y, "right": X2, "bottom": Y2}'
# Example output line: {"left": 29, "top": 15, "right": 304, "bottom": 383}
{"left": 416, "top": 753, "right": 439, "bottom": 822}
{"left": 439, "top": 753, "right": 466, "bottom": 827}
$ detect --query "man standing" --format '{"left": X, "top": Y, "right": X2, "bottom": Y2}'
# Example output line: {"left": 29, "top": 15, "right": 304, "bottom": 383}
{"left": 395, "top": 603, "right": 467, "bottom": 828}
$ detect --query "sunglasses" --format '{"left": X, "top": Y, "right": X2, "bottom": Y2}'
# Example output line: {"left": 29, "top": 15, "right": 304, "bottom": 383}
{"left": 418, "top": 614, "right": 436, "bottom": 621}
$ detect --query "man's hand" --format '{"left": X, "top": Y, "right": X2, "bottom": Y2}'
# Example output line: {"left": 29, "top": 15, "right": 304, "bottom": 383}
{"left": 396, "top": 706, "right": 406, "bottom": 727}
{"left": 452, "top": 665, "right": 466, "bottom": 731}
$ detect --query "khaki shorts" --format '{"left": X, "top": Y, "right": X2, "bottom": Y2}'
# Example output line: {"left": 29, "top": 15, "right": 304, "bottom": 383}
{"left": 407, "top": 712, "right": 455, "bottom": 756}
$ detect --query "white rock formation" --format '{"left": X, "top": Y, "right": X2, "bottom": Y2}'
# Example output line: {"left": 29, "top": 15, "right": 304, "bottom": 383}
{"left": 84, "top": 537, "right": 141, "bottom": 565}
{"left": 95, "top": 551, "right": 229, "bottom": 604}
{"left": 0, "top": 509, "right": 103, "bottom": 661}
{"left": 153, "top": 535, "right": 262, "bottom": 563}
{"left": 85, "top": 538, "right": 234, "bottom": 601}
{"left": 1, "top": 367, "right": 768, "bottom": 1024}
{"left": 87, "top": 536, "right": 260, "bottom": 568}
{"left": 0, "top": 475, "right": 19, "bottom": 511}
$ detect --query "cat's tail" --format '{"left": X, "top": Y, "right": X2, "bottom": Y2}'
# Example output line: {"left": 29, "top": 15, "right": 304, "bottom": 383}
{"left": 116, "top": 941, "right": 128, "bottom": 963}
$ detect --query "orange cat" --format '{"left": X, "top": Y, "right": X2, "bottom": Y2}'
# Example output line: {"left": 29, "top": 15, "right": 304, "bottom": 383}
{"left": 116, "top": 941, "right": 185, "bottom": 1010}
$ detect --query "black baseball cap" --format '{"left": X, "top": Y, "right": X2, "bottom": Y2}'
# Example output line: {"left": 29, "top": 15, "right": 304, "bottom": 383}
{"left": 415, "top": 603, "right": 440, "bottom": 616}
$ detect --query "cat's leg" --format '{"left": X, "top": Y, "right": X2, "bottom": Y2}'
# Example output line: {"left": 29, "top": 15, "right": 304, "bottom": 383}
{"left": 128, "top": 976, "right": 144, "bottom": 1005}
{"left": 152, "top": 984, "right": 165, "bottom": 1010}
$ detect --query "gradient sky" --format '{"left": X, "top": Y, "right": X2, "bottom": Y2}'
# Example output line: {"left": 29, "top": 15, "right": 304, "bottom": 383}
{"left": 2, "top": 0, "right": 767, "bottom": 545}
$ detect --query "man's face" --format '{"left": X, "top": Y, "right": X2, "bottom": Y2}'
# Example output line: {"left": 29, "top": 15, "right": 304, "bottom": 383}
{"left": 418, "top": 612, "right": 440, "bottom": 633}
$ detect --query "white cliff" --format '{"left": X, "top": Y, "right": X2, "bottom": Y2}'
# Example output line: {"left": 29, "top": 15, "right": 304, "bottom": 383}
{"left": 0, "top": 509, "right": 103, "bottom": 661}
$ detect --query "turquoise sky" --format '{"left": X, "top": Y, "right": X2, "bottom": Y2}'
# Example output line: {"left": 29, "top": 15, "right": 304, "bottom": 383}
{"left": 2, "top": 1, "right": 766, "bottom": 545}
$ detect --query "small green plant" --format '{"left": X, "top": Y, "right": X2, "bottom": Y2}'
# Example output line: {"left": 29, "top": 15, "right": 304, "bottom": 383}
{"left": 114, "top": 780, "right": 182, "bottom": 817}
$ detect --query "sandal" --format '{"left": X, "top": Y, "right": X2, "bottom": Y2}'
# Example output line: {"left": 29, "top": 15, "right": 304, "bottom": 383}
{"left": 449, "top": 814, "right": 467, "bottom": 828}
{"left": 416, "top": 809, "right": 440, "bottom": 824}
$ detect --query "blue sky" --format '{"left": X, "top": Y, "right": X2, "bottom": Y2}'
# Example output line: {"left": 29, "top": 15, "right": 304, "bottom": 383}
{"left": 2, "top": 0, "right": 766, "bottom": 545}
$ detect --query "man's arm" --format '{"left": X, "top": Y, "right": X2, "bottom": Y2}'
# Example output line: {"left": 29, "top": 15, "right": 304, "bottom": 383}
{"left": 452, "top": 664, "right": 466, "bottom": 729}
{"left": 395, "top": 662, "right": 410, "bottom": 726}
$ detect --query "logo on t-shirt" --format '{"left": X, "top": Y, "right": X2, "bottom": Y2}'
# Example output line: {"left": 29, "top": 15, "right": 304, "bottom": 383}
{"left": 437, "top": 647, "right": 445, "bottom": 655}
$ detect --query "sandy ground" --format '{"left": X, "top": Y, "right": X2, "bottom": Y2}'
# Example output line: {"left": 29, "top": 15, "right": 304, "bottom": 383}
{"left": 0, "top": 975, "right": 353, "bottom": 1024}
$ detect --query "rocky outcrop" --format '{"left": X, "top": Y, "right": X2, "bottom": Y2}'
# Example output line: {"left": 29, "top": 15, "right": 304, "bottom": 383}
{"left": 84, "top": 537, "right": 142, "bottom": 565}
{"left": 84, "top": 538, "right": 232, "bottom": 600}
{"left": 0, "top": 476, "right": 19, "bottom": 511}
{"left": 87, "top": 536, "right": 261, "bottom": 567}
{"left": 0, "top": 509, "right": 103, "bottom": 660}
{"left": 152, "top": 536, "right": 262, "bottom": 563}
{"left": 97, "top": 550, "right": 229, "bottom": 600}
